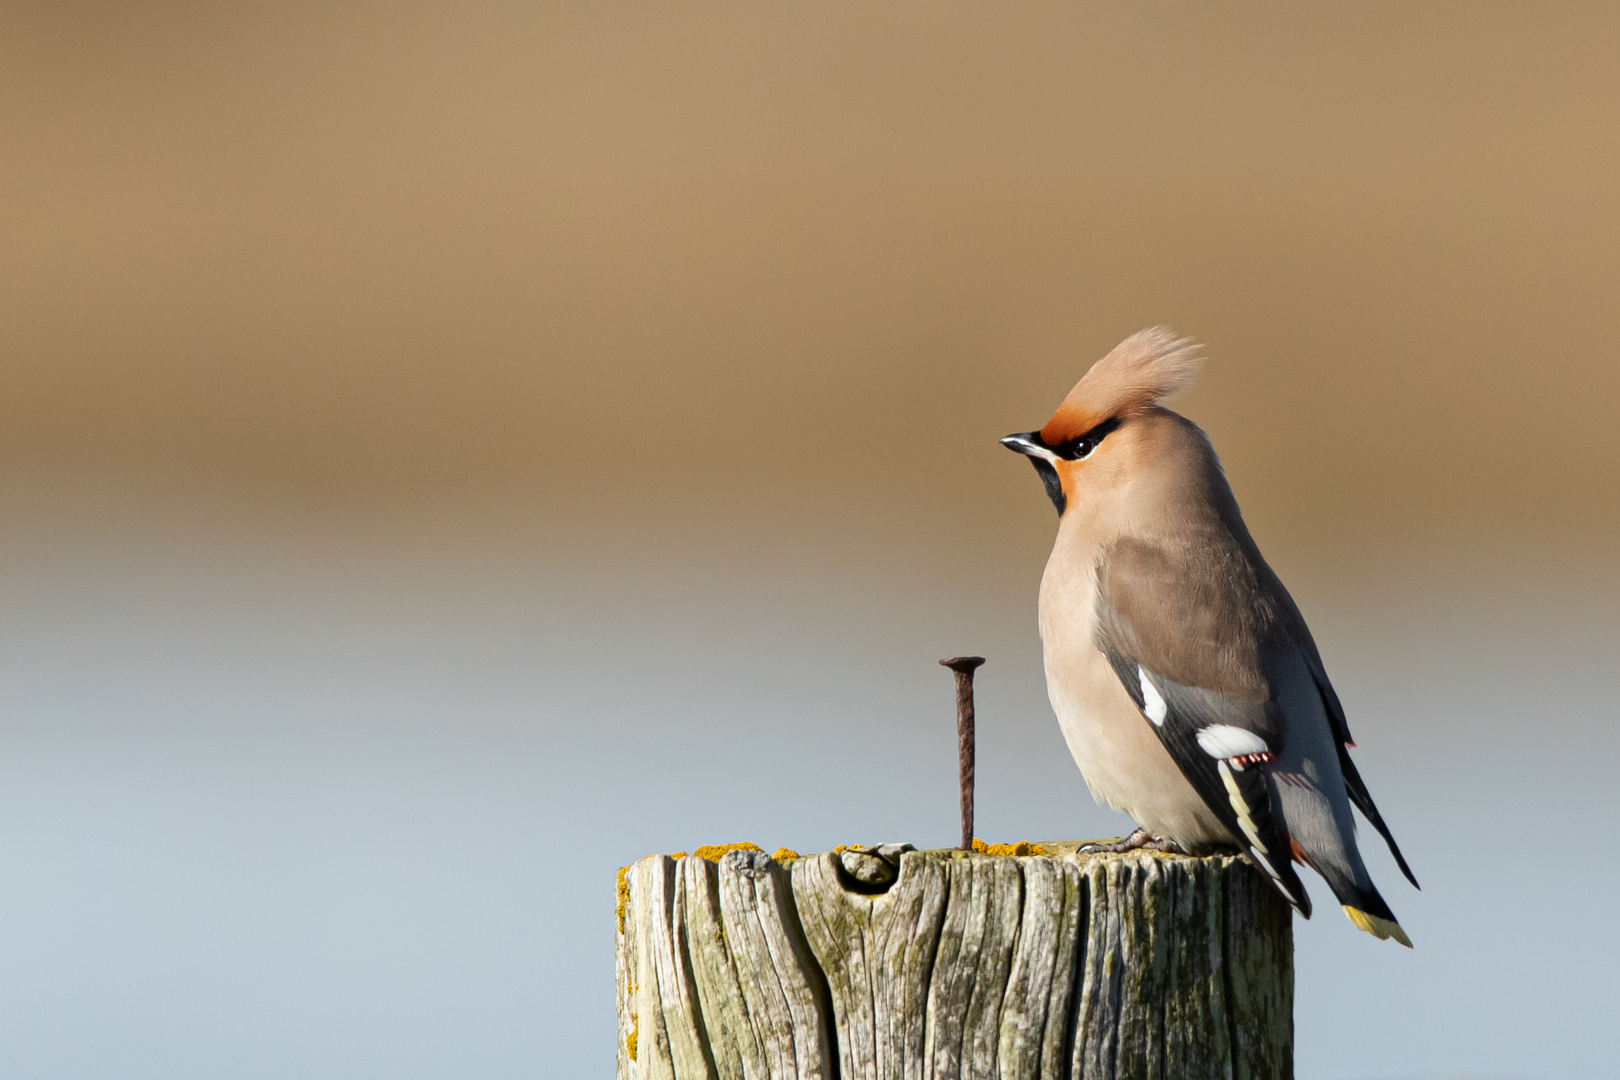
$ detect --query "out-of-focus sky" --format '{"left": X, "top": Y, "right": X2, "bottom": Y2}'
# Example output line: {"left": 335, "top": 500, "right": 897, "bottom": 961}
{"left": 1, "top": 3, "right": 1616, "bottom": 1078}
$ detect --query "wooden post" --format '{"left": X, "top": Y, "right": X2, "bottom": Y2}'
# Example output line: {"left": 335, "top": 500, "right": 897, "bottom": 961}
{"left": 615, "top": 841, "right": 1292, "bottom": 1080}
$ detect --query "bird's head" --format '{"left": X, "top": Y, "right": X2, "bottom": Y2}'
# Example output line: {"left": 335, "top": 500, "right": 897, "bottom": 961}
{"left": 1001, "top": 327, "right": 1203, "bottom": 516}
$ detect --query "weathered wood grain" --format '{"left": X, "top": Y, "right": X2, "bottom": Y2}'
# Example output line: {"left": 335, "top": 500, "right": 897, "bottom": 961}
{"left": 1224, "top": 857, "right": 1294, "bottom": 1080}
{"left": 631, "top": 856, "right": 715, "bottom": 1080}
{"left": 793, "top": 850, "right": 949, "bottom": 1080}
{"left": 616, "top": 846, "right": 1292, "bottom": 1080}
{"left": 678, "top": 856, "right": 759, "bottom": 1080}
{"left": 997, "top": 855, "right": 1086, "bottom": 1079}
{"left": 711, "top": 851, "right": 833, "bottom": 1080}
{"left": 924, "top": 854, "right": 1023, "bottom": 1078}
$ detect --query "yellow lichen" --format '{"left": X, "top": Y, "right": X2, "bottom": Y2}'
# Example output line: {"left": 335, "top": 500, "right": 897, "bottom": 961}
{"left": 971, "top": 839, "right": 1047, "bottom": 856}
{"left": 667, "top": 851, "right": 689, "bottom": 860}
{"left": 832, "top": 844, "right": 848, "bottom": 853}
{"left": 626, "top": 1014, "right": 638, "bottom": 1061}
{"left": 772, "top": 847, "right": 801, "bottom": 862}
{"left": 616, "top": 866, "right": 630, "bottom": 933}
{"left": 691, "top": 842, "right": 763, "bottom": 861}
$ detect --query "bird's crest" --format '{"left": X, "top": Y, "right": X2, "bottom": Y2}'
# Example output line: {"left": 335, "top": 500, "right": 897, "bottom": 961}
{"left": 1040, "top": 327, "right": 1203, "bottom": 444}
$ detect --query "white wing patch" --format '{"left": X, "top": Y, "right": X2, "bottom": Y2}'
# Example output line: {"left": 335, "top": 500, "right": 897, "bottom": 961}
{"left": 1138, "top": 666, "right": 1167, "bottom": 726}
{"left": 1196, "top": 723, "right": 1269, "bottom": 760}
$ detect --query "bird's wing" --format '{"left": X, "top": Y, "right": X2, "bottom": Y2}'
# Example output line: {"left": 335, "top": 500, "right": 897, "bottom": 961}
{"left": 1283, "top": 616, "right": 1420, "bottom": 889}
{"left": 1094, "top": 535, "right": 1312, "bottom": 914}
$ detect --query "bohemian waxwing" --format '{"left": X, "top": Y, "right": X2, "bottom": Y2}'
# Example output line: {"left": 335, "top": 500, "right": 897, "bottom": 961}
{"left": 1001, "top": 328, "right": 1418, "bottom": 945}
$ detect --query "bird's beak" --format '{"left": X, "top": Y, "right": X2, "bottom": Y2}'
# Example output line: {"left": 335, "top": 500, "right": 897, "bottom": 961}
{"left": 1000, "top": 432, "right": 1057, "bottom": 461}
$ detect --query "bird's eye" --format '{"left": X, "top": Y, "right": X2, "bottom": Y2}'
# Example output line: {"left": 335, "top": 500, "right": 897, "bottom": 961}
{"left": 1065, "top": 417, "right": 1121, "bottom": 460}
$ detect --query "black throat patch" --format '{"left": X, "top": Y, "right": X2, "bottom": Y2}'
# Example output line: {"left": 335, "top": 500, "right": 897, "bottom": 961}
{"left": 1030, "top": 458, "right": 1065, "bottom": 515}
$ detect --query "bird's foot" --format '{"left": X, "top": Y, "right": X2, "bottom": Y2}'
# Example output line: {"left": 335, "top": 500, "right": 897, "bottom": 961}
{"left": 1079, "top": 828, "right": 1188, "bottom": 855}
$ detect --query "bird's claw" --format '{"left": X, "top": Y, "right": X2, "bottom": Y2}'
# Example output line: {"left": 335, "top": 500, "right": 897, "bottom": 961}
{"left": 1079, "top": 828, "right": 1187, "bottom": 855}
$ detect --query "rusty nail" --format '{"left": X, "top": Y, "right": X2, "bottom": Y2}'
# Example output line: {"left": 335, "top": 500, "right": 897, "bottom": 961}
{"left": 939, "top": 656, "right": 986, "bottom": 851}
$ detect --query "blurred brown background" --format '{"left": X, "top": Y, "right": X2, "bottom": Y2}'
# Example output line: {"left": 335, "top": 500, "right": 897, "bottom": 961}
{"left": 0, "top": 4, "right": 1616, "bottom": 1078}
{"left": 6, "top": 2, "right": 1618, "bottom": 548}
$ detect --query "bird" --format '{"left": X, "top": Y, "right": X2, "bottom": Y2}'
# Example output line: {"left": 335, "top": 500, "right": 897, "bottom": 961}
{"left": 1000, "top": 327, "right": 1418, "bottom": 945}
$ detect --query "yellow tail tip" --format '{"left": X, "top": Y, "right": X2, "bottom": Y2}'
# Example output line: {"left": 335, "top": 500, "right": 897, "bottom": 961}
{"left": 1342, "top": 905, "right": 1413, "bottom": 947}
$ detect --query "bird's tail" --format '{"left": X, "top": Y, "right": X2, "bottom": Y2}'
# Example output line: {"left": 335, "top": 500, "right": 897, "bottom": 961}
{"left": 1271, "top": 738, "right": 1414, "bottom": 948}
{"left": 1312, "top": 859, "right": 1413, "bottom": 947}
{"left": 1342, "top": 901, "right": 1412, "bottom": 947}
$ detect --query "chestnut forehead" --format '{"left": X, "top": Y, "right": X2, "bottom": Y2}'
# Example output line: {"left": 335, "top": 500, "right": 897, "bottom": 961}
{"left": 1039, "top": 402, "right": 1106, "bottom": 446}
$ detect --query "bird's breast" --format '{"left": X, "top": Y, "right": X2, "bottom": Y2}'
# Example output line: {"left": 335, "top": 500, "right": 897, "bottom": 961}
{"left": 1037, "top": 534, "right": 1227, "bottom": 845}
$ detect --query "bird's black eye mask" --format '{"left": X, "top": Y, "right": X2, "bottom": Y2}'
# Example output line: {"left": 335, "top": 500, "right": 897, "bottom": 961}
{"left": 1052, "top": 417, "right": 1122, "bottom": 462}
{"left": 1023, "top": 417, "right": 1123, "bottom": 516}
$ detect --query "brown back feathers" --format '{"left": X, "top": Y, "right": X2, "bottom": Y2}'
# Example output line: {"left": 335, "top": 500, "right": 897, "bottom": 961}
{"left": 1040, "top": 327, "right": 1204, "bottom": 444}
